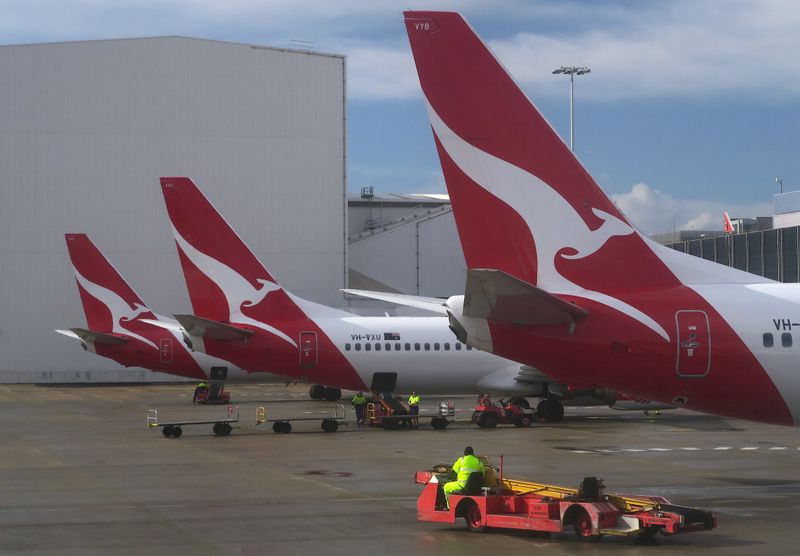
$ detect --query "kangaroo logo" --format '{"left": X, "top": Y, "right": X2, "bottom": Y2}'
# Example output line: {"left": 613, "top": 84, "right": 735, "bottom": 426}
{"left": 171, "top": 226, "right": 297, "bottom": 349}
{"left": 72, "top": 268, "right": 157, "bottom": 349}
{"left": 426, "top": 99, "right": 669, "bottom": 341}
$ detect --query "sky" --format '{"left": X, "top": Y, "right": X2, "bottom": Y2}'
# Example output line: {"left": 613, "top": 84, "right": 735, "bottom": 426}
{"left": 4, "top": 0, "right": 799, "bottom": 234}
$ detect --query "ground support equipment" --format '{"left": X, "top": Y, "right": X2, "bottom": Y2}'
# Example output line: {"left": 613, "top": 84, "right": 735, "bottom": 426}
{"left": 430, "top": 401, "right": 455, "bottom": 430}
{"left": 414, "top": 461, "right": 716, "bottom": 540}
{"left": 472, "top": 397, "right": 535, "bottom": 428}
{"left": 147, "top": 406, "right": 239, "bottom": 437}
{"left": 260, "top": 404, "right": 346, "bottom": 434}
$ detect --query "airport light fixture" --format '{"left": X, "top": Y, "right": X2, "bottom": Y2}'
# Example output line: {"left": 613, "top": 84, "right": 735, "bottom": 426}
{"left": 552, "top": 66, "right": 591, "bottom": 151}
{"left": 776, "top": 177, "right": 783, "bottom": 194}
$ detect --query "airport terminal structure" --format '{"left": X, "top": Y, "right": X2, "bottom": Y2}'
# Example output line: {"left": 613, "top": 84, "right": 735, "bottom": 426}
{"left": 0, "top": 37, "right": 347, "bottom": 377}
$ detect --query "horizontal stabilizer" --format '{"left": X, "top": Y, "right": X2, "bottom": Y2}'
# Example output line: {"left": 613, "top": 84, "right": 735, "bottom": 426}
{"left": 464, "top": 269, "right": 588, "bottom": 326}
{"left": 173, "top": 314, "right": 253, "bottom": 341}
{"left": 63, "top": 327, "right": 129, "bottom": 345}
{"left": 341, "top": 289, "right": 448, "bottom": 315}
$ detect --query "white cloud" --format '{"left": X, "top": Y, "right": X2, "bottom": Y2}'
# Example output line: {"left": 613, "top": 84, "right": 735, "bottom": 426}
{"left": 611, "top": 182, "right": 772, "bottom": 235}
{"left": 5, "top": 1, "right": 800, "bottom": 101}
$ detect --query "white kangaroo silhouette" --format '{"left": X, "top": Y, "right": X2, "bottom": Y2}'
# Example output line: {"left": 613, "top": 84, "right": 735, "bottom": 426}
{"left": 171, "top": 226, "right": 297, "bottom": 349}
{"left": 426, "top": 99, "right": 668, "bottom": 341}
{"left": 72, "top": 268, "right": 157, "bottom": 349}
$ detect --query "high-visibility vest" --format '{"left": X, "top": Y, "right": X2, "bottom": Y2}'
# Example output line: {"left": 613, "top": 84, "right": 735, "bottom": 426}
{"left": 352, "top": 394, "right": 366, "bottom": 405}
{"left": 452, "top": 454, "right": 484, "bottom": 483}
{"left": 408, "top": 394, "right": 420, "bottom": 406}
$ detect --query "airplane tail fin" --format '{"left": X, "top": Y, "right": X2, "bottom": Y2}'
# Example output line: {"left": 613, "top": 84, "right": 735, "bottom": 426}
{"left": 64, "top": 234, "right": 156, "bottom": 332}
{"left": 403, "top": 12, "right": 763, "bottom": 293}
{"left": 723, "top": 212, "right": 734, "bottom": 234}
{"left": 159, "top": 177, "right": 311, "bottom": 326}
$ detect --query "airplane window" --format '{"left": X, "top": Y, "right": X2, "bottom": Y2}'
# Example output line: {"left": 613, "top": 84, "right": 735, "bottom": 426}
{"left": 345, "top": 343, "right": 351, "bottom": 351}
{"left": 355, "top": 343, "right": 361, "bottom": 351}
{"left": 365, "top": 343, "right": 371, "bottom": 351}
{"left": 444, "top": 343, "right": 450, "bottom": 351}
{"left": 782, "top": 333, "right": 792, "bottom": 348}
{"left": 385, "top": 343, "right": 391, "bottom": 351}
{"left": 405, "top": 343, "right": 411, "bottom": 351}
{"left": 763, "top": 333, "right": 774, "bottom": 348}
{"left": 434, "top": 343, "right": 440, "bottom": 351}
{"left": 394, "top": 343, "right": 401, "bottom": 351}
{"left": 466, "top": 345, "right": 473, "bottom": 350}
{"left": 455, "top": 343, "right": 462, "bottom": 351}
{"left": 424, "top": 343, "right": 430, "bottom": 351}
{"left": 414, "top": 343, "right": 420, "bottom": 351}
{"left": 375, "top": 343, "right": 381, "bottom": 351}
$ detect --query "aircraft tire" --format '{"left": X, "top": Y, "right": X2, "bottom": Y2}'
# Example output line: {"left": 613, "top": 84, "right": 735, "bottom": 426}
{"left": 171, "top": 426, "right": 183, "bottom": 438}
{"left": 324, "top": 387, "right": 342, "bottom": 401}
{"left": 309, "top": 384, "right": 326, "bottom": 400}
{"left": 478, "top": 412, "right": 498, "bottom": 429}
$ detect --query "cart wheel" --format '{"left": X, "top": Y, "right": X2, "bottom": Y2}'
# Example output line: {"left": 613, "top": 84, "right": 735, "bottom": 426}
{"left": 213, "top": 423, "right": 222, "bottom": 435}
{"left": 478, "top": 412, "right": 498, "bottom": 429}
{"left": 162, "top": 426, "right": 173, "bottom": 437}
{"left": 171, "top": 426, "right": 183, "bottom": 438}
{"left": 321, "top": 419, "right": 339, "bottom": 432}
{"left": 272, "top": 422, "right": 282, "bottom": 433}
{"left": 463, "top": 501, "right": 486, "bottom": 533}
{"left": 431, "top": 417, "right": 448, "bottom": 430}
{"left": 280, "top": 421, "right": 292, "bottom": 434}
{"left": 215, "top": 423, "right": 232, "bottom": 436}
{"left": 514, "top": 415, "right": 532, "bottom": 427}
{"left": 639, "top": 525, "right": 660, "bottom": 539}
{"left": 572, "top": 509, "right": 598, "bottom": 540}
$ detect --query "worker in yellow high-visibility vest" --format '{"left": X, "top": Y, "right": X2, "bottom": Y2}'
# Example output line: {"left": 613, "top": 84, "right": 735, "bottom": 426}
{"left": 408, "top": 391, "right": 420, "bottom": 428}
{"left": 443, "top": 446, "right": 485, "bottom": 508}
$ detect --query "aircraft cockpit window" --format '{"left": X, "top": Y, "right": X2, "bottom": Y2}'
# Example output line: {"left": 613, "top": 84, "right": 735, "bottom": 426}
{"left": 762, "top": 333, "right": 773, "bottom": 348}
{"left": 782, "top": 332, "right": 793, "bottom": 348}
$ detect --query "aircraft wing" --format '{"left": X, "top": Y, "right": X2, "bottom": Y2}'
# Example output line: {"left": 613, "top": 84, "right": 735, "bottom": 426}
{"left": 173, "top": 314, "right": 254, "bottom": 341}
{"left": 341, "top": 289, "right": 448, "bottom": 315}
{"left": 464, "top": 269, "right": 588, "bottom": 326}
{"left": 61, "top": 327, "right": 129, "bottom": 345}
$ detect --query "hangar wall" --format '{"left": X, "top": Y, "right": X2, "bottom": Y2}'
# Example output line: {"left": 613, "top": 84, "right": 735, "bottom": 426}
{"left": 0, "top": 37, "right": 346, "bottom": 374}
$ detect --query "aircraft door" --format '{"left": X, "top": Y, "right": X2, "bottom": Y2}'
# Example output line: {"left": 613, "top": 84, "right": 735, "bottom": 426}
{"left": 675, "top": 310, "right": 710, "bottom": 378}
{"left": 159, "top": 338, "right": 172, "bottom": 363}
{"left": 299, "top": 332, "right": 318, "bottom": 367}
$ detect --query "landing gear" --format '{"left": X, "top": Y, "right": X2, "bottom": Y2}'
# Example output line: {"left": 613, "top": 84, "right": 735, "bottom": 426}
{"left": 309, "top": 384, "right": 342, "bottom": 401}
{"left": 509, "top": 397, "right": 531, "bottom": 409}
{"left": 537, "top": 398, "right": 564, "bottom": 422}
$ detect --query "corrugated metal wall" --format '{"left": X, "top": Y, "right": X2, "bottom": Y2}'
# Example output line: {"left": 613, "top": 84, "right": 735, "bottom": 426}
{"left": 0, "top": 37, "right": 346, "bottom": 373}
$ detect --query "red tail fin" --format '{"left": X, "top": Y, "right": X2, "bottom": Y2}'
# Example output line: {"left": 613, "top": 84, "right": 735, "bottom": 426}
{"left": 160, "top": 177, "right": 308, "bottom": 333}
{"left": 64, "top": 234, "right": 155, "bottom": 332}
{"left": 723, "top": 212, "right": 734, "bottom": 234}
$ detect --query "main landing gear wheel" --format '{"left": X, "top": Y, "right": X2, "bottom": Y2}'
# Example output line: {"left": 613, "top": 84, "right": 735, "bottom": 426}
{"left": 324, "top": 387, "right": 342, "bottom": 401}
{"left": 537, "top": 398, "right": 565, "bottom": 422}
{"left": 477, "top": 412, "right": 498, "bottom": 429}
{"left": 321, "top": 419, "right": 339, "bottom": 432}
{"left": 309, "top": 384, "right": 326, "bottom": 400}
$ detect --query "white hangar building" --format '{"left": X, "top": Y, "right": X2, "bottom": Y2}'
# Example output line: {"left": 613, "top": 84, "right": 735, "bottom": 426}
{"left": 0, "top": 36, "right": 346, "bottom": 377}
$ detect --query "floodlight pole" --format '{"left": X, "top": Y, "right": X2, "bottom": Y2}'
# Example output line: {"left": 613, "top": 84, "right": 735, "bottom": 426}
{"left": 552, "top": 66, "right": 591, "bottom": 151}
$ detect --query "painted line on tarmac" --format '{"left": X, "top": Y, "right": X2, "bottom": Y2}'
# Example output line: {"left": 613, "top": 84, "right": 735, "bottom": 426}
{"left": 568, "top": 446, "right": 797, "bottom": 454}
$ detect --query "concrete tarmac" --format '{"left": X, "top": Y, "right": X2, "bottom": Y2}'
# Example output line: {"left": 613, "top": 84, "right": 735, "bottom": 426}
{"left": 0, "top": 383, "right": 798, "bottom": 555}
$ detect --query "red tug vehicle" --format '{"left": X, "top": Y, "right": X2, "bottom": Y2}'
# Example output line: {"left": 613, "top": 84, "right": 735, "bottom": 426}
{"left": 415, "top": 458, "right": 716, "bottom": 541}
{"left": 472, "top": 396, "right": 534, "bottom": 428}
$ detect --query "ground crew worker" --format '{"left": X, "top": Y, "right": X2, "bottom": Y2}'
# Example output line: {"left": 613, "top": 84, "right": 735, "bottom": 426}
{"left": 443, "top": 446, "right": 485, "bottom": 508}
{"left": 192, "top": 382, "right": 207, "bottom": 403}
{"left": 351, "top": 391, "right": 367, "bottom": 427}
{"left": 408, "top": 391, "right": 420, "bottom": 428}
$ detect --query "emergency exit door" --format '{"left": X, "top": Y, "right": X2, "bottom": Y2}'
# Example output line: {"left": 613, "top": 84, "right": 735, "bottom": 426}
{"left": 299, "top": 332, "right": 318, "bottom": 367}
{"left": 675, "top": 310, "right": 710, "bottom": 377}
{"left": 159, "top": 338, "right": 173, "bottom": 364}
